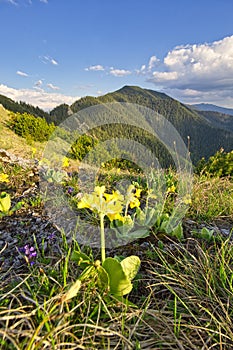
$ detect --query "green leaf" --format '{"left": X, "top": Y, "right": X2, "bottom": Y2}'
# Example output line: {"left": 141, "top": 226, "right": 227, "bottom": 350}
{"left": 170, "top": 223, "right": 184, "bottom": 240}
{"left": 111, "top": 218, "right": 134, "bottom": 238}
{"left": 11, "top": 201, "right": 23, "bottom": 213}
{"left": 97, "top": 266, "right": 109, "bottom": 291}
{"left": 136, "top": 207, "right": 159, "bottom": 226}
{"left": 121, "top": 256, "right": 141, "bottom": 280}
{"left": 128, "top": 228, "right": 149, "bottom": 240}
{"left": 0, "top": 192, "right": 11, "bottom": 213}
{"left": 102, "top": 257, "right": 132, "bottom": 296}
{"left": 71, "top": 250, "right": 91, "bottom": 268}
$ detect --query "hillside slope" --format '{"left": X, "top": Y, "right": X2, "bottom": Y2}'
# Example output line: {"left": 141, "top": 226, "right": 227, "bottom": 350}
{"left": 50, "top": 86, "right": 233, "bottom": 163}
{"left": 0, "top": 104, "right": 45, "bottom": 159}
{"left": 197, "top": 110, "right": 233, "bottom": 132}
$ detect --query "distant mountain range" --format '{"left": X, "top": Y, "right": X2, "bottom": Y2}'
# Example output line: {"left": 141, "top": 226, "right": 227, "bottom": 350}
{"left": 189, "top": 103, "right": 233, "bottom": 116}
{"left": 0, "top": 86, "right": 233, "bottom": 164}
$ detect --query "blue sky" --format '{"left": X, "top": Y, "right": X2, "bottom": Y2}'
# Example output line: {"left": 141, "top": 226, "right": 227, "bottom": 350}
{"left": 0, "top": 0, "right": 233, "bottom": 110}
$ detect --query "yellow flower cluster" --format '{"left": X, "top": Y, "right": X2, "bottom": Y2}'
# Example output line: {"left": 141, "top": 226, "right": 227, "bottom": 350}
{"left": 0, "top": 173, "right": 9, "bottom": 183}
{"left": 78, "top": 184, "right": 141, "bottom": 222}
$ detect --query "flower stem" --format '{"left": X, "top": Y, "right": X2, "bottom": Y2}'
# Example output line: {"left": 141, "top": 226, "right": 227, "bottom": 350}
{"left": 100, "top": 213, "right": 106, "bottom": 263}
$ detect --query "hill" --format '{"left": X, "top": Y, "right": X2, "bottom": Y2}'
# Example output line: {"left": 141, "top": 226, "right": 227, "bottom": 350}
{"left": 0, "top": 104, "right": 45, "bottom": 159}
{"left": 0, "top": 86, "right": 232, "bottom": 165}
{"left": 197, "top": 110, "right": 233, "bottom": 133}
{"left": 0, "top": 94, "right": 51, "bottom": 122}
{"left": 50, "top": 85, "right": 233, "bottom": 164}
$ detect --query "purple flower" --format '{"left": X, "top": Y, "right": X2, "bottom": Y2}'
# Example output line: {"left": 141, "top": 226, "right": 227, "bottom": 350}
{"left": 67, "top": 186, "right": 74, "bottom": 194}
{"left": 48, "top": 232, "right": 56, "bottom": 240}
{"left": 18, "top": 244, "right": 37, "bottom": 264}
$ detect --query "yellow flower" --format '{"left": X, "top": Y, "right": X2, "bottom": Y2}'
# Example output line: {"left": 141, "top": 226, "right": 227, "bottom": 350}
{"left": 77, "top": 186, "right": 123, "bottom": 218}
{"left": 125, "top": 185, "right": 141, "bottom": 209}
{"left": 107, "top": 212, "right": 124, "bottom": 221}
{"left": 77, "top": 194, "right": 93, "bottom": 209}
{"left": 62, "top": 157, "right": 70, "bottom": 168}
{"left": 167, "top": 185, "right": 176, "bottom": 193}
{"left": 104, "top": 190, "right": 124, "bottom": 203}
{"left": 0, "top": 173, "right": 9, "bottom": 183}
{"left": 183, "top": 194, "right": 192, "bottom": 205}
{"left": 94, "top": 186, "right": 106, "bottom": 196}
{"left": 135, "top": 188, "right": 142, "bottom": 197}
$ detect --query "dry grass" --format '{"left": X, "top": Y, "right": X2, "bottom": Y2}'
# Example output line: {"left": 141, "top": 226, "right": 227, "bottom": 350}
{"left": 188, "top": 175, "right": 233, "bottom": 221}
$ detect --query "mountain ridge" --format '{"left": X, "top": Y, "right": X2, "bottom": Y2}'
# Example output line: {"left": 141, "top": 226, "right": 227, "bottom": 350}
{"left": 189, "top": 103, "right": 233, "bottom": 116}
{"left": 0, "top": 86, "right": 232, "bottom": 164}
{"left": 49, "top": 85, "right": 233, "bottom": 164}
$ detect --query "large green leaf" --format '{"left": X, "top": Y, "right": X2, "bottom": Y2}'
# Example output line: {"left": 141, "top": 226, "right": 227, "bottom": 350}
{"left": 0, "top": 192, "right": 11, "bottom": 213}
{"left": 121, "top": 256, "right": 141, "bottom": 281}
{"left": 102, "top": 257, "right": 132, "bottom": 296}
{"left": 97, "top": 265, "right": 109, "bottom": 291}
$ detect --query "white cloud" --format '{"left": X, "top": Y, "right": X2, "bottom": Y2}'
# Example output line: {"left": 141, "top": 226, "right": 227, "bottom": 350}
{"left": 50, "top": 58, "right": 58, "bottom": 65}
{"left": 39, "top": 0, "right": 48, "bottom": 3}
{"left": 109, "top": 68, "right": 131, "bottom": 77}
{"left": 0, "top": 84, "right": 79, "bottom": 110}
{"left": 136, "top": 55, "right": 159, "bottom": 75}
{"left": 34, "top": 79, "right": 43, "bottom": 87}
{"left": 85, "top": 65, "right": 105, "bottom": 71}
{"left": 148, "top": 55, "right": 159, "bottom": 71}
{"left": 148, "top": 35, "right": 233, "bottom": 91}
{"left": 16, "top": 70, "right": 28, "bottom": 77}
{"left": 165, "top": 87, "right": 233, "bottom": 108}
{"left": 145, "top": 35, "right": 233, "bottom": 107}
{"left": 47, "top": 83, "right": 60, "bottom": 90}
{"left": 152, "top": 71, "right": 178, "bottom": 81}
{"left": 85, "top": 64, "right": 132, "bottom": 77}
{"left": 6, "top": 0, "right": 18, "bottom": 5}
{"left": 41, "top": 56, "right": 58, "bottom": 65}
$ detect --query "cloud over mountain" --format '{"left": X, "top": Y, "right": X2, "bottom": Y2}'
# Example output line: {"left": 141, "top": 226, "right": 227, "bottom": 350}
{"left": 144, "top": 35, "right": 233, "bottom": 107}
{"left": 0, "top": 84, "right": 79, "bottom": 110}
{"left": 148, "top": 36, "right": 233, "bottom": 91}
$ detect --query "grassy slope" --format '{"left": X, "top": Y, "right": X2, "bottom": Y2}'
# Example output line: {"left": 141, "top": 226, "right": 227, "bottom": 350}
{"left": 0, "top": 104, "right": 45, "bottom": 159}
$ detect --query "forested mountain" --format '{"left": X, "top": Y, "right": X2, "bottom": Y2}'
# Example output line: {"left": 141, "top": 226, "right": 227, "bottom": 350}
{"left": 0, "top": 94, "right": 51, "bottom": 122}
{"left": 1, "top": 86, "right": 233, "bottom": 165}
{"left": 197, "top": 110, "right": 233, "bottom": 132}
{"left": 50, "top": 85, "right": 233, "bottom": 164}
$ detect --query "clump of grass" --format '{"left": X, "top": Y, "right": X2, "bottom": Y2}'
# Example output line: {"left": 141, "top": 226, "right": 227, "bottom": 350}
{"left": 145, "top": 235, "right": 233, "bottom": 349}
{"left": 188, "top": 175, "right": 233, "bottom": 221}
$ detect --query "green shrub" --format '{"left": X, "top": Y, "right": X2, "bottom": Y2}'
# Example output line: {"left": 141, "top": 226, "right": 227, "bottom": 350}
{"left": 69, "top": 134, "right": 98, "bottom": 160}
{"left": 8, "top": 112, "right": 56, "bottom": 142}
{"left": 196, "top": 149, "right": 233, "bottom": 177}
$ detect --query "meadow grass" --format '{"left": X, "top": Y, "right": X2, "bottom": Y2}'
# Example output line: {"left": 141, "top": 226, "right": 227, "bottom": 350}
{"left": 188, "top": 174, "right": 233, "bottom": 221}
{"left": 0, "top": 159, "right": 233, "bottom": 349}
{"left": 1, "top": 232, "right": 233, "bottom": 349}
